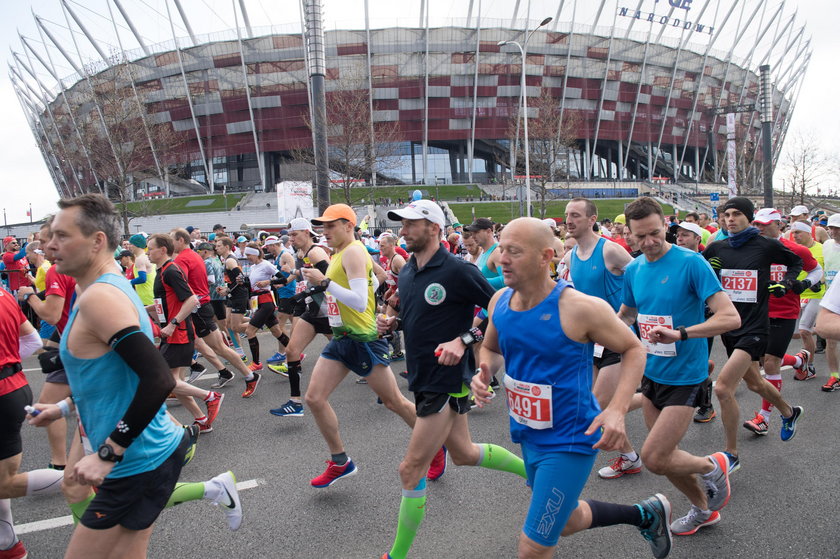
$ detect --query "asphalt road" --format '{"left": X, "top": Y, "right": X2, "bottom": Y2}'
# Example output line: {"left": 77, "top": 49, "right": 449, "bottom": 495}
{"left": 10, "top": 332, "right": 840, "bottom": 559}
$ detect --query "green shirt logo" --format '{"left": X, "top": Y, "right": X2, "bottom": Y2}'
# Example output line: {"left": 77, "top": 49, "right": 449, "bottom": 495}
{"left": 424, "top": 283, "right": 446, "bottom": 306}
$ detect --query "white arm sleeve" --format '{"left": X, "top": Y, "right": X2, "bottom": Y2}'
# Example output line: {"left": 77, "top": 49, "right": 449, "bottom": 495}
{"left": 326, "top": 277, "right": 369, "bottom": 313}
{"left": 19, "top": 330, "right": 43, "bottom": 359}
{"left": 804, "top": 263, "right": 823, "bottom": 286}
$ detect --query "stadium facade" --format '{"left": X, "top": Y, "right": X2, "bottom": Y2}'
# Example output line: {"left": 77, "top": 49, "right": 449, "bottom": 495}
{"left": 10, "top": 0, "right": 810, "bottom": 200}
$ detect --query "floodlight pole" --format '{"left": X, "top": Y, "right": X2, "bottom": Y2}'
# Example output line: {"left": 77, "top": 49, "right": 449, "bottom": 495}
{"left": 304, "top": 0, "right": 330, "bottom": 214}
{"left": 759, "top": 64, "right": 774, "bottom": 209}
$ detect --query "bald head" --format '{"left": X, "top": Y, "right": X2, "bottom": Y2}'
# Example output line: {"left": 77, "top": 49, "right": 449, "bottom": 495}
{"left": 503, "top": 217, "right": 554, "bottom": 249}
{"left": 498, "top": 218, "right": 555, "bottom": 288}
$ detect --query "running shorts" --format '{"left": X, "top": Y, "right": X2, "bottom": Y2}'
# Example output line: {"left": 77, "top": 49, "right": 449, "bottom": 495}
{"left": 299, "top": 311, "right": 332, "bottom": 335}
{"left": 276, "top": 296, "right": 296, "bottom": 316}
{"left": 160, "top": 341, "right": 194, "bottom": 368}
{"left": 721, "top": 333, "right": 767, "bottom": 362}
{"left": 799, "top": 299, "right": 821, "bottom": 333}
{"left": 765, "top": 318, "right": 797, "bottom": 358}
{"left": 210, "top": 300, "right": 227, "bottom": 321}
{"left": 414, "top": 383, "right": 471, "bottom": 417}
{"left": 0, "top": 383, "right": 32, "bottom": 460}
{"left": 249, "top": 301, "right": 278, "bottom": 330}
{"left": 321, "top": 337, "right": 390, "bottom": 377}
{"left": 593, "top": 347, "right": 621, "bottom": 370}
{"left": 640, "top": 376, "right": 711, "bottom": 411}
{"left": 227, "top": 293, "right": 248, "bottom": 315}
{"left": 192, "top": 304, "right": 219, "bottom": 338}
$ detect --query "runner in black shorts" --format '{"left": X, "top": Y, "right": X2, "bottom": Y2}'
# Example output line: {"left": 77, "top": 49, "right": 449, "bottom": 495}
{"left": 241, "top": 243, "right": 289, "bottom": 372}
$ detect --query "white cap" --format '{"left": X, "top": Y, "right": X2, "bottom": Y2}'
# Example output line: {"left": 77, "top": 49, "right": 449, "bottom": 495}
{"left": 790, "top": 205, "right": 809, "bottom": 216}
{"left": 387, "top": 199, "right": 445, "bottom": 228}
{"left": 791, "top": 221, "right": 812, "bottom": 234}
{"left": 289, "top": 217, "right": 316, "bottom": 234}
{"left": 378, "top": 231, "right": 395, "bottom": 242}
{"left": 828, "top": 214, "right": 840, "bottom": 228}
{"left": 753, "top": 208, "right": 782, "bottom": 224}
{"left": 542, "top": 218, "right": 557, "bottom": 229}
{"left": 677, "top": 222, "right": 703, "bottom": 237}
{"left": 263, "top": 235, "right": 281, "bottom": 246}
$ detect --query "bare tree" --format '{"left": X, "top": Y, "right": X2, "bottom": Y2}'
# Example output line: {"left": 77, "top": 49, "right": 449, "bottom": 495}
{"left": 508, "top": 90, "right": 580, "bottom": 217}
{"left": 782, "top": 130, "right": 833, "bottom": 205}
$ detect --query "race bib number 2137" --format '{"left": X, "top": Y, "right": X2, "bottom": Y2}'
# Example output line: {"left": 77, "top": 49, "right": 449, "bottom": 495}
{"left": 721, "top": 269, "right": 757, "bottom": 303}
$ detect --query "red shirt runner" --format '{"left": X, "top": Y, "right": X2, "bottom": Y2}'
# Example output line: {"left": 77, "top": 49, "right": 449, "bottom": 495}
{"left": 768, "top": 237, "right": 818, "bottom": 320}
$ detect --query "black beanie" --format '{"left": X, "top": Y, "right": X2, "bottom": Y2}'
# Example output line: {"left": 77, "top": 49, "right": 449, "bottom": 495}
{"left": 720, "top": 197, "right": 754, "bottom": 223}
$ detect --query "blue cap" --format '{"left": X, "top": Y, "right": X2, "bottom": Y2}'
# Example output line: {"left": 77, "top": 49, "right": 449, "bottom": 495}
{"left": 236, "top": 236, "right": 248, "bottom": 243}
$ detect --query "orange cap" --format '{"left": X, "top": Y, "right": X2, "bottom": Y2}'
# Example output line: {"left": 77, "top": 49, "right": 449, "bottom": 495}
{"left": 311, "top": 204, "right": 357, "bottom": 227}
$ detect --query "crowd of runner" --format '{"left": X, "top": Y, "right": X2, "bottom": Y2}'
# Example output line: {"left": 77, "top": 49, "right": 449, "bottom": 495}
{"left": 1, "top": 192, "right": 838, "bottom": 559}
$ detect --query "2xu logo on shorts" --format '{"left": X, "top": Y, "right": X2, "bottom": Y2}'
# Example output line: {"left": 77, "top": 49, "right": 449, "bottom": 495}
{"left": 537, "top": 487, "right": 566, "bottom": 538}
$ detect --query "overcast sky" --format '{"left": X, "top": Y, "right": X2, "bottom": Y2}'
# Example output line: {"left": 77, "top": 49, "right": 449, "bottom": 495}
{"left": 1, "top": 0, "right": 835, "bottom": 225}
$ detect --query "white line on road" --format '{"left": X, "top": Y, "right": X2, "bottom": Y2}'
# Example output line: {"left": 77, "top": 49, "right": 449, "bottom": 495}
{"left": 15, "top": 478, "right": 262, "bottom": 535}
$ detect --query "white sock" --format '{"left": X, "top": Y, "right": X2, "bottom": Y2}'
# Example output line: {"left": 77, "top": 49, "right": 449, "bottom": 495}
{"left": 25, "top": 468, "right": 64, "bottom": 497}
{"left": 245, "top": 373, "right": 255, "bottom": 381}
{"left": 793, "top": 356, "right": 803, "bottom": 368}
{"left": 759, "top": 409, "right": 771, "bottom": 421}
{"left": 621, "top": 451, "right": 639, "bottom": 462}
{"left": 0, "top": 499, "right": 16, "bottom": 551}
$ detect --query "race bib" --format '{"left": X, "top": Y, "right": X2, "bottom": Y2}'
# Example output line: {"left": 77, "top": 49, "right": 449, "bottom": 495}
{"left": 770, "top": 264, "right": 786, "bottom": 283}
{"left": 78, "top": 417, "right": 94, "bottom": 456}
{"left": 637, "top": 313, "right": 677, "bottom": 357}
{"left": 503, "top": 375, "right": 553, "bottom": 430}
{"left": 249, "top": 296, "right": 259, "bottom": 311}
{"left": 721, "top": 269, "right": 758, "bottom": 303}
{"left": 153, "top": 297, "right": 166, "bottom": 323}
{"left": 593, "top": 343, "right": 605, "bottom": 358}
{"left": 325, "top": 293, "right": 343, "bottom": 327}
{"left": 828, "top": 270, "right": 837, "bottom": 286}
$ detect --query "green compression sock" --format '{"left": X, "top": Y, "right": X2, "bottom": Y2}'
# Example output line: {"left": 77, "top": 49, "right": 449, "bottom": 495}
{"left": 388, "top": 478, "right": 427, "bottom": 559}
{"left": 69, "top": 492, "right": 96, "bottom": 525}
{"left": 165, "top": 482, "right": 206, "bottom": 508}
{"left": 477, "top": 443, "right": 527, "bottom": 479}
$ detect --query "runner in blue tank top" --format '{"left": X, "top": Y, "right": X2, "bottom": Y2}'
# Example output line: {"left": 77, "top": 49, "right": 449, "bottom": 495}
{"left": 563, "top": 197, "right": 643, "bottom": 480}
{"left": 27, "top": 195, "right": 243, "bottom": 558}
{"left": 471, "top": 217, "right": 672, "bottom": 559}
{"left": 618, "top": 197, "right": 740, "bottom": 537}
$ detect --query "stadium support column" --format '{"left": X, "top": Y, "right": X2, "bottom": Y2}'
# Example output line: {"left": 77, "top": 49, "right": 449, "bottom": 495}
{"left": 759, "top": 64, "right": 773, "bottom": 208}
{"left": 304, "top": 0, "right": 330, "bottom": 214}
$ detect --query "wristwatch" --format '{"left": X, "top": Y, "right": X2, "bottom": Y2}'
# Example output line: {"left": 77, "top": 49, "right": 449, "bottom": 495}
{"left": 319, "top": 278, "right": 331, "bottom": 289}
{"left": 459, "top": 327, "right": 485, "bottom": 347}
{"left": 97, "top": 443, "right": 123, "bottom": 463}
{"left": 170, "top": 317, "right": 180, "bottom": 326}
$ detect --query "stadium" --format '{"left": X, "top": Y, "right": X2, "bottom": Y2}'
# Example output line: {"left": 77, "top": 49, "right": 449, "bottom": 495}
{"left": 10, "top": 0, "right": 810, "bottom": 204}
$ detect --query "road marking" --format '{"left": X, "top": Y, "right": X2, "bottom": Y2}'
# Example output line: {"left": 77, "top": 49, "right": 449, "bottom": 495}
{"left": 23, "top": 368, "right": 41, "bottom": 373}
{"left": 15, "top": 478, "right": 261, "bottom": 534}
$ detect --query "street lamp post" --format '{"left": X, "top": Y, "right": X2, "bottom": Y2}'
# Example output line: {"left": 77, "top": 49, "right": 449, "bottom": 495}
{"left": 499, "top": 16, "right": 552, "bottom": 218}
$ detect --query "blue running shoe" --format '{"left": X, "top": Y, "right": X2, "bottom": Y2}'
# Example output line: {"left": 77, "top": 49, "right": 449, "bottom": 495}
{"left": 722, "top": 451, "right": 740, "bottom": 474}
{"left": 270, "top": 400, "right": 303, "bottom": 417}
{"left": 780, "top": 405, "right": 803, "bottom": 442}
{"left": 636, "top": 493, "right": 672, "bottom": 559}
{"left": 266, "top": 352, "right": 287, "bottom": 365}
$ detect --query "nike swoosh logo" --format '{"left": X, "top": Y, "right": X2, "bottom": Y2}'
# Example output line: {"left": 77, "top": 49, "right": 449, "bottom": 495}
{"left": 223, "top": 486, "right": 236, "bottom": 509}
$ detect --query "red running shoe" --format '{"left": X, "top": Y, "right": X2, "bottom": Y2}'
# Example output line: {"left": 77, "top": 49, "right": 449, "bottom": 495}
{"left": 0, "top": 541, "right": 27, "bottom": 559}
{"left": 205, "top": 392, "right": 224, "bottom": 427}
{"left": 428, "top": 446, "right": 447, "bottom": 481}
{"left": 310, "top": 459, "right": 358, "bottom": 488}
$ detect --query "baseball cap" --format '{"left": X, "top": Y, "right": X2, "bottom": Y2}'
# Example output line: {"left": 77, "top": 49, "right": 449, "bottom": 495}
{"left": 464, "top": 218, "right": 494, "bottom": 232}
{"left": 236, "top": 236, "right": 248, "bottom": 243}
{"left": 791, "top": 221, "right": 812, "bottom": 234}
{"left": 185, "top": 226, "right": 195, "bottom": 233}
{"left": 263, "top": 235, "right": 281, "bottom": 246}
{"left": 312, "top": 204, "right": 357, "bottom": 227}
{"left": 827, "top": 214, "right": 840, "bottom": 228}
{"left": 128, "top": 234, "right": 147, "bottom": 249}
{"left": 614, "top": 214, "right": 626, "bottom": 225}
{"left": 387, "top": 200, "right": 445, "bottom": 228}
{"left": 452, "top": 222, "right": 463, "bottom": 228}
{"left": 289, "top": 217, "right": 316, "bottom": 235}
{"left": 196, "top": 242, "right": 215, "bottom": 251}
{"left": 753, "top": 208, "right": 782, "bottom": 224}
{"left": 212, "top": 223, "right": 225, "bottom": 231}
{"left": 3, "top": 236, "right": 16, "bottom": 245}
{"left": 542, "top": 218, "right": 558, "bottom": 229}
{"left": 677, "top": 222, "right": 703, "bottom": 237}
{"left": 790, "top": 205, "right": 809, "bottom": 217}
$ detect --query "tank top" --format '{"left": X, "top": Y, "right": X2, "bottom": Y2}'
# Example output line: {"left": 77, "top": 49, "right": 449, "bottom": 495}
{"left": 134, "top": 262, "right": 156, "bottom": 306}
{"left": 799, "top": 242, "right": 825, "bottom": 299}
{"left": 493, "top": 280, "right": 600, "bottom": 454}
{"left": 325, "top": 241, "right": 377, "bottom": 341}
{"left": 59, "top": 273, "right": 182, "bottom": 478}
{"left": 569, "top": 237, "right": 624, "bottom": 312}
{"left": 274, "top": 253, "right": 296, "bottom": 298}
{"left": 476, "top": 242, "right": 502, "bottom": 287}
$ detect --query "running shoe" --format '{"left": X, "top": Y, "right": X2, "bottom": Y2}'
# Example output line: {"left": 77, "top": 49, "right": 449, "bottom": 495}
{"left": 0, "top": 541, "right": 27, "bottom": 559}
{"left": 356, "top": 377, "right": 368, "bottom": 384}
{"left": 183, "top": 423, "right": 200, "bottom": 466}
{"left": 248, "top": 361, "right": 263, "bottom": 372}
{"left": 311, "top": 459, "right": 358, "bottom": 488}
{"left": 804, "top": 362, "right": 817, "bottom": 381}
{"left": 194, "top": 420, "right": 213, "bottom": 434}
{"left": 722, "top": 451, "right": 740, "bottom": 475}
{"left": 636, "top": 493, "right": 672, "bottom": 559}
{"left": 269, "top": 400, "right": 304, "bottom": 417}
{"left": 822, "top": 376, "right": 840, "bottom": 392}
{"left": 208, "top": 471, "right": 243, "bottom": 531}
{"left": 187, "top": 362, "right": 207, "bottom": 383}
{"left": 702, "top": 453, "right": 731, "bottom": 511}
{"left": 242, "top": 372, "right": 261, "bottom": 398}
{"left": 793, "top": 349, "right": 811, "bottom": 381}
{"left": 266, "top": 351, "right": 287, "bottom": 365}
{"left": 743, "top": 411, "right": 769, "bottom": 436}
{"left": 205, "top": 392, "right": 224, "bottom": 427}
{"left": 211, "top": 370, "right": 235, "bottom": 389}
{"left": 670, "top": 506, "right": 720, "bottom": 536}
{"left": 780, "top": 405, "right": 803, "bottom": 442}
{"left": 428, "top": 446, "right": 447, "bottom": 481}
{"left": 693, "top": 406, "right": 716, "bottom": 423}
{"left": 389, "top": 351, "right": 405, "bottom": 362}
{"left": 268, "top": 362, "right": 289, "bottom": 376}
{"left": 598, "top": 454, "right": 643, "bottom": 479}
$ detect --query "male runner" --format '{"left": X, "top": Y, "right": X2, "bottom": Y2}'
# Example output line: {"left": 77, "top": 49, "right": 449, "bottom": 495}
{"left": 742, "top": 210, "right": 820, "bottom": 436}
{"left": 378, "top": 200, "right": 527, "bottom": 559}
{"left": 791, "top": 220, "right": 826, "bottom": 378}
{"left": 472, "top": 217, "right": 671, "bottom": 559}
{"left": 1, "top": 238, "right": 29, "bottom": 297}
{"left": 618, "top": 197, "right": 738, "bottom": 536}
{"left": 196, "top": 241, "right": 235, "bottom": 386}
{"left": 378, "top": 233, "right": 406, "bottom": 360}
{"left": 703, "top": 197, "right": 805, "bottom": 470}
{"left": 31, "top": 195, "right": 241, "bottom": 558}
{"left": 146, "top": 234, "right": 223, "bottom": 433}
{"left": 269, "top": 218, "right": 331, "bottom": 418}
{"left": 563, "top": 197, "right": 641, "bottom": 479}
{"left": 214, "top": 237, "right": 250, "bottom": 352}
{"left": 789, "top": 205, "right": 828, "bottom": 243}
{"left": 300, "top": 204, "right": 426, "bottom": 487}
{"left": 464, "top": 218, "right": 503, "bottom": 289}
{"left": 241, "top": 242, "right": 289, "bottom": 371}
{"left": 819, "top": 213, "right": 840, "bottom": 391}
{"left": 263, "top": 235, "right": 295, "bottom": 369}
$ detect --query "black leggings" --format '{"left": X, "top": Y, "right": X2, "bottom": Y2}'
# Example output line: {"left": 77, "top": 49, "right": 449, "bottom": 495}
{"left": 0, "top": 383, "right": 33, "bottom": 460}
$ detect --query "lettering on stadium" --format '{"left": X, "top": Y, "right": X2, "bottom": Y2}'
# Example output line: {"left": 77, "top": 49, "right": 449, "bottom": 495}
{"left": 616, "top": 2, "right": 714, "bottom": 37}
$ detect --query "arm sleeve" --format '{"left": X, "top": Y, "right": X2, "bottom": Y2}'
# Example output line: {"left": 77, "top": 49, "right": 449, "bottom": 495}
{"left": 107, "top": 327, "right": 176, "bottom": 448}
{"left": 487, "top": 274, "right": 506, "bottom": 290}
{"left": 804, "top": 264, "right": 823, "bottom": 286}
{"left": 326, "top": 277, "right": 369, "bottom": 312}
{"left": 314, "top": 259, "right": 329, "bottom": 274}
{"left": 19, "top": 329, "right": 43, "bottom": 359}
{"left": 13, "top": 244, "right": 27, "bottom": 262}
{"left": 130, "top": 270, "right": 147, "bottom": 286}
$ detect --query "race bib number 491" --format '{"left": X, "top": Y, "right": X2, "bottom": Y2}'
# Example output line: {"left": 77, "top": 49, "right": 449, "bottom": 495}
{"left": 721, "top": 269, "right": 758, "bottom": 303}
{"left": 503, "top": 375, "right": 553, "bottom": 430}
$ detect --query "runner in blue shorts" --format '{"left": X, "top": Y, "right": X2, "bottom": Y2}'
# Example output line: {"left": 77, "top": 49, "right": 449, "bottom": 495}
{"left": 472, "top": 217, "right": 672, "bottom": 559}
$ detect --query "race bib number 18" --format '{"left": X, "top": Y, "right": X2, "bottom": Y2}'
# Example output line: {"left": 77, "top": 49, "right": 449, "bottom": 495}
{"left": 721, "top": 269, "right": 758, "bottom": 303}
{"left": 503, "top": 375, "right": 553, "bottom": 430}
{"left": 637, "top": 313, "right": 677, "bottom": 357}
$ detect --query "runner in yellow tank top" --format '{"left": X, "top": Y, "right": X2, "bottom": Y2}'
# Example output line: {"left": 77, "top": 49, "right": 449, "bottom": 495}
{"left": 301, "top": 204, "right": 420, "bottom": 490}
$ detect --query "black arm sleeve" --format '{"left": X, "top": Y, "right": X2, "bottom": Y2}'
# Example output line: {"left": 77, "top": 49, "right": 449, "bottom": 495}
{"left": 226, "top": 265, "right": 241, "bottom": 289}
{"left": 107, "top": 326, "right": 177, "bottom": 448}
{"left": 314, "top": 259, "right": 329, "bottom": 274}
